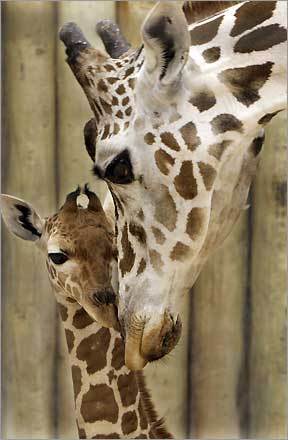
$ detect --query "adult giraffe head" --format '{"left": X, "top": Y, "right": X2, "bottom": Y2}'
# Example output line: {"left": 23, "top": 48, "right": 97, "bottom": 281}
{"left": 1, "top": 186, "right": 119, "bottom": 330}
{"left": 60, "top": 1, "right": 287, "bottom": 369}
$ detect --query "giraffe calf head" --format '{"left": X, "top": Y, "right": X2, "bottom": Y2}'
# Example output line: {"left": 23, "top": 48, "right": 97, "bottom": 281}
{"left": 0, "top": 185, "right": 119, "bottom": 330}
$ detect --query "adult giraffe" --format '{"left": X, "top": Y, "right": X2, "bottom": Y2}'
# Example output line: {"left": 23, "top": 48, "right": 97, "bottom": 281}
{"left": 60, "top": 1, "right": 287, "bottom": 370}
{"left": 0, "top": 186, "right": 171, "bottom": 439}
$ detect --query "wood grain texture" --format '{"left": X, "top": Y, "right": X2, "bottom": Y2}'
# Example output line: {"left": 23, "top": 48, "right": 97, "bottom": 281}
{"left": 189, "top": 215, "right": 248, "bottom": 438}
{"left": 117, "top": 1, "right": 154, "bottom": 48}
{"left": 2, "top": 3, "right": 57, "bottom": 438}
{"left": 249, "top": 111, "right": 287, "bottom": 438}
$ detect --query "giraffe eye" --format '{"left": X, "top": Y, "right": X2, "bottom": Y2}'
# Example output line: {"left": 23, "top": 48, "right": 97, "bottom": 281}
{"left": 49, "top": 252, "right": 68, "bottom": 265}
{"left": 105, "top": 149, "right": 134, "bottom": 184}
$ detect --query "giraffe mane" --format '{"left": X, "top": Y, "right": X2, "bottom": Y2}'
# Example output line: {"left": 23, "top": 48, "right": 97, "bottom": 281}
{"left": 136, "top": 371, "right": 173, "bottom": 439}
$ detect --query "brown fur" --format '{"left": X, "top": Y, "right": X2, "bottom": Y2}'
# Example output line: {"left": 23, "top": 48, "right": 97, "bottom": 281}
{"left": 136, "top": 372, "right": 173, "bottom": 439}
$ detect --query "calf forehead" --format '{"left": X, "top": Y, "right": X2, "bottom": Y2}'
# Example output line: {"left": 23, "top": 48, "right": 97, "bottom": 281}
{"left": 46, "top": 211, "right": 112, "bottom": 250}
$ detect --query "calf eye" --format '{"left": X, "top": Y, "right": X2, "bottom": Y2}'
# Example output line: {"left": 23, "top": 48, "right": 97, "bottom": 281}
{"left": 105, "top": 149, "right": 134, "bottom": 184}
{"left": 49, "top": 252, "right": 68, "bottom": 265}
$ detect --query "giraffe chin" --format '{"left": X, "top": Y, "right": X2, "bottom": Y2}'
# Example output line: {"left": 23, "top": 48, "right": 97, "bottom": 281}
{"left": 125, "top": 333, "right": 148, "bottom": 371}
{"left": 124, "top": 313, "right": 182, "bottom": 370}
{"left": 85, "top": 303, "right": 120, "bottom": 332}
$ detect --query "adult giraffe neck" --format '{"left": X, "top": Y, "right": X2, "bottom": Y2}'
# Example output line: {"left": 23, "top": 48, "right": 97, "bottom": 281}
{"left": 55, "top": 292, "right": 172, "bottom": 439}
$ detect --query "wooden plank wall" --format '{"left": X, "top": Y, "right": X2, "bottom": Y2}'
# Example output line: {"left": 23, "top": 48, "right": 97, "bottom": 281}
{"left": 2, "top": 1, "right": 287, "bottom": 439}
{"left": 2, "top": 2, "right": 114, "bottom": 439}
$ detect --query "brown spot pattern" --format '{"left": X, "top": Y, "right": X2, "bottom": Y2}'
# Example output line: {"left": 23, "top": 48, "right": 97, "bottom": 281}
{"left": 149, "top": 249, "right": 163, "bottom": 272}
{"left": 129, "top": 222, "right": 147, "bottom": 244}
{"left": 92, "top": 435, "right": 120, "bottom": 439}
{"left": 107, "top": 77, "right": 118, "bottom": 85}
{"left": 118, "top": 372, "right": 138, "bottom": 407}
{"left": 155, "top": 185, "right": 177, "bottom": 231}
{"left": 122, "top": 410, "right": 138, "bottom": 435}
{"left": 119, "top": 223, "right": 136, "bottom": 277}
{"left": 113, "top": 123, "right": 120, "bottom": 135}
{"left": 58, "top": 303, "right": 68, "bottom": 321}
{"left": 101, "top": 124, "right": 110, "bottom": 140}
{"left": 174, "top": 161, "right": 198, "bottom": 199}
{"left": 124, "top": 66, "right": 135, "bottom": 78}
{"left": 81, "top": 384, "right": 118, "bottom": 423}
{"left": 108, "top": 369, "right": 116, "bottom": 385}
{"left": 154, "top": 149, "right": 175, "bottom": 175}
{"left": 231, "top": 1, "right": 277, "bottom": 37}
{"left": 137, "top": 259, "right": 147, "bottom": 276}
{"left": 65, "top": 329, "right": 75, "bottom": 353}
{"left": 170, "top": 242, "right": 190, "bottom": 261}
{"left": 258, "top": 110, "right": 282, "bottom": 125}
{"left": 202, "top": 46, "right": 221, "bottom": 63}
{"left": 211, "top": 114, "right": 243, "bottom": 134}
{"left": 180, "top": 121, "right": 201, "bottom": 150}
{"left": 111, "top": 337, "right": 125, "bottom": 370}
{"left": 190, "top": 16, "right": 223, "bottom": 45}
{"left": 72, "top": 365, "right": 82, "bottom": 400}
{"left": 125, "top": 106, "right": 132, "bottom": 116}
{"left": 198, "top": 162, "right": 217, "bottom": 191}
{"left": 99, "top": 97, "right": 112, "bottom": 115}
{"left": 97, "top": 79, "right": 108, "bottom": 93}
{"left": 144, "top": 132, "right": 155, "bottom": 145}
{"left": 160, "top": 132, "right": 180, "bottom": 151}
{"left": 72, "top": 308, "right": 94, "bottom": 329}
{"left": 122, "top": 96, "right": 130, "bottom": 106}
{"left": 76, "top": 328, "right": 111, "bottom": 374}
{"left": 208, "top": 140, "right": 230, "bottom": 160}
{"left": 234, "top": 24, "right": 287, "bottom": 54}
{"left": 128, "top": 78, "right": 136, "bottom": 89}
{"left": 152, "top": 226, "right": 165, "bottom": 245}
{"left": 186, "top": 207, "right": 207, "bottom": 240}
{"left": 116, "top": 110, "right": 123, "bottom": 119}
{"left": 219, "top": 62, "right": 274, "bottom": 107}
{"left": 104, "top": 64, "right": 116, "bottom": 72}
{"left": 250, "top": 135, "right": 265, "bottom": 156}
{"left": 189, "top": 90, "right": 216, "bottom": 113}
{"left": 137, "top": 209, "right": 144, "bottom": 221}
{"left": 78, "top": 428, "right": 86, "bottom": 439}
{"left": 116, "top": 84, "right": 125, "bottom": 95}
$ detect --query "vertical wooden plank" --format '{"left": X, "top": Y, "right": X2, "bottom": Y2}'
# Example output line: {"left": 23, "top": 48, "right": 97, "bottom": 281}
{"left": 249, "top": 112, "right": 287, "bottom": 438}
{"left": 117, "top": 3, "right": 189, "bottom": 437}
{"left": 189, "top": 216, "right": 248, "bottom": 438}
{"left": 117, "top": 1, "right": 154, "bottom": 47}
{"left": 56, "top": 2, "right": 116, "bottom": 438}
{"left": 2, "top": 2, "right": 57, "bottom": 438}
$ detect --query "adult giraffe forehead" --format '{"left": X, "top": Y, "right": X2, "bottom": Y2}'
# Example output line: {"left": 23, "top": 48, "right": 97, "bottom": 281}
{"left": 60, "top": 0, "right": 287, "bottom": 369}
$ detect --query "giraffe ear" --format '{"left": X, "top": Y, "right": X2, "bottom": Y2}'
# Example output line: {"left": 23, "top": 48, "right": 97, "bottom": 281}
{"left": 0, "top": 194, "right": 43, "bottom": 241}
{"left": 141, "top": 2, "right": 189, "bottom": 86}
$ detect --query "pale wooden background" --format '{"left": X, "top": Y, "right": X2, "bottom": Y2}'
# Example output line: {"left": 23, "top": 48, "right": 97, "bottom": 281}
{"left": 2, "top": 2, "right": 287, "bottom": 439}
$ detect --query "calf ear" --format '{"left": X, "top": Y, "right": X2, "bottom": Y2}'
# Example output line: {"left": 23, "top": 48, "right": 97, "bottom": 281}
{"left": 0, "top": 194, "right": 43, "bottom": 241}
{"left": 141, "top": 2, "right": 189, "bottom": 86}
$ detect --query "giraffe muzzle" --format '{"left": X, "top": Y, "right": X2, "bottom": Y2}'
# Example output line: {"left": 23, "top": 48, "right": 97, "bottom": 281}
{"left": 124, "top": 312, "right": 182, "bottom": 370}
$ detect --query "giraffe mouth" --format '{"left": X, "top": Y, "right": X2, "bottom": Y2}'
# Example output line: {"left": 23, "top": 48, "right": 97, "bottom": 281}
{"left": 124, "top": 313, "right": 182, "bottom": 370}
{"left": 83, "top": 291, "right": 120, "bottom": 331}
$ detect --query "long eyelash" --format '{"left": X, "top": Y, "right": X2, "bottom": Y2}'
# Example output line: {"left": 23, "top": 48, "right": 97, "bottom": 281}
{"left": 92, "top": 164, "right": 103, "bottom": 179}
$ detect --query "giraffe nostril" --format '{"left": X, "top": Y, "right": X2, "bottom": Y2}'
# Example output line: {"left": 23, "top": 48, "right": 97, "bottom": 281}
{"left": 92, "top": 290, "right": 116, "bottom": 306}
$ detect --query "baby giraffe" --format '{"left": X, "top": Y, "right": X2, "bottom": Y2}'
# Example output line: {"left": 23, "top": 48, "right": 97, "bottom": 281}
{"left": 0, "top": 185, "right": 172, "bottom": 439}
